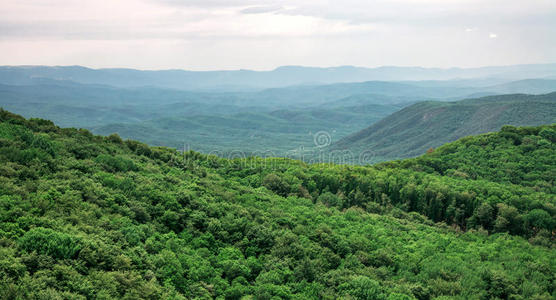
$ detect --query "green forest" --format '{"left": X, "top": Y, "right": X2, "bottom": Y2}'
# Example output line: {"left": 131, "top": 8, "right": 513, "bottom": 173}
{"left": 0, "top": 108, "right": 554, "bottom": 299}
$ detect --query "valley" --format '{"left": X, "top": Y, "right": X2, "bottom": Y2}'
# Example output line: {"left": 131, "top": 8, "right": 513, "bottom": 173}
{"left": 2, "top": 66, "right": 556, "bottom": 161}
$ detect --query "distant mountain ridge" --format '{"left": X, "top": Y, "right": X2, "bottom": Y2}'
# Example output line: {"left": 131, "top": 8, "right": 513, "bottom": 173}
{"left": 1, "top": 63, "right": 556, "bottom": 90}
{"left": 332, "top": 92, "right": 556, "bottom": 161}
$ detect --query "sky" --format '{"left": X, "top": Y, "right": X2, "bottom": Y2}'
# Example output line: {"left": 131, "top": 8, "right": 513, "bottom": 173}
{"left": 0, "top": 0, "right": 555, "bottom": 70}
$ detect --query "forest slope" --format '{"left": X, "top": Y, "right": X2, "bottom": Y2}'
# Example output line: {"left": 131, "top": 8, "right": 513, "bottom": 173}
{"left": 332, "top": 92, "right": 556, "bottom": 161}
{"left": 0, "top": 109, "right": 554, "bottom": 299}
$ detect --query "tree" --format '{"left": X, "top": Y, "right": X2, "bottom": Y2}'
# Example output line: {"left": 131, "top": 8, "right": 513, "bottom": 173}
{"left": 525, "top": 209, "right": 553, "bottom": 232}
{"left": 339, "top": 276, "right": 386, "bottom": 300}
{"left": 262, "top": 173, "right": 290, "bottom": 197}
{"left": 18, "top": 228, "right": 82, "bottom": 260}
{"left": 471, "top": 203, "right": 495, "bottom": 230}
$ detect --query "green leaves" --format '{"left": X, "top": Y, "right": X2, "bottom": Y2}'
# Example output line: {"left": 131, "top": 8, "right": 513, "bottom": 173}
{"left": 95, "top": 154, "right": 138, "bottom": 172}
{"left": 0, "top": 111, "right": 555, "bottom": 299}
{"left": 18, "top": 228, "right": 82, "bottom": 260}
{"left": 262, "top": 173, "right": 290, "bottom": 197}
{"left": 338, "top": 276, "right": 386, "bottom": 300}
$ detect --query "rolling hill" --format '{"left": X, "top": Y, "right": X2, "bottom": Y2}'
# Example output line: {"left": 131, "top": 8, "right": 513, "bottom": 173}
{"left": 0, "top": 109, "right": 554, "bottom": 298}
{"left": 2, "top": 76, "right": 556, "bottom": 159}
{"left": 92, "top": 104, "right": 401, "bottom": 154}
{"left": 332, "top": 92, "right": 556, "bottom": 161}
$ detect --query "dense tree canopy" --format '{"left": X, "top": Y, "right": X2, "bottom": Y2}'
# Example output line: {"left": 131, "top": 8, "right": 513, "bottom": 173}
{"left": 0, "top": 109, "right": 554, "bottom": 299}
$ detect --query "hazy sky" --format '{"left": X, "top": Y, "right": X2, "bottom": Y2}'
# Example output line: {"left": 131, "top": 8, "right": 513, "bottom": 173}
{"left": 1, "top": 0, "right": 555, "bottom": 70}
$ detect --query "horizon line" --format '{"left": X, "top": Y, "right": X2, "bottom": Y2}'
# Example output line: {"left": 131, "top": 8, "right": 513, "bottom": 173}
{"left": 1, "top": 62, "right": 556, "bottom": 73}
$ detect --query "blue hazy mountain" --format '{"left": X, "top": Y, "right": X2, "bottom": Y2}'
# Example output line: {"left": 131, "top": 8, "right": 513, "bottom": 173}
{"left": 1, "top": 63, "right": 556, "bottom": 90}
{"left": 2, "top": 74, "right": 556, "bottom": 156}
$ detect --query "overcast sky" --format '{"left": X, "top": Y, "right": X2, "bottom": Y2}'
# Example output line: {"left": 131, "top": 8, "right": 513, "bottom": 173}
{"left": 1, "top": 0, "right": 555, "bottom": 70}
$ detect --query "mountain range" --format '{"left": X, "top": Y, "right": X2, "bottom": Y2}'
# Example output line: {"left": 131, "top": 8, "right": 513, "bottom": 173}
{"left": 2, "top": 63, "right": 556, "bottom": 90}
{"left": 1, "top": 64, "right": 556, "bottom": 161}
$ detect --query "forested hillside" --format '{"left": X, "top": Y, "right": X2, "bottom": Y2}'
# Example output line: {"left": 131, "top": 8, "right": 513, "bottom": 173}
{"left": 333, "top": 92, "right": 556, "bottom": 161}
{"left": 0, "top": 109, "right": 554, "bottom": 299}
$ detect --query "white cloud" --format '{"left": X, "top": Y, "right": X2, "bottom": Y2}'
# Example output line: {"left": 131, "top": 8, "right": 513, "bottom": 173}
{"left": 240, "top": 5, "right": 285, "bottom": 14}
{"left": 0, "top": 0, "right": 554, "bottom": 69}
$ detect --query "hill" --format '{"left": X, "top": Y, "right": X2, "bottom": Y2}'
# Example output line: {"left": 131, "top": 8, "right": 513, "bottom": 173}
{"left": 332, "top": 92, "right": 556, "bottom": 161}
{"left": 2, "top": 64, "right": 556, "bottom": 90}
{"left": 0, "top": 109, "right": 554, "bottom": 299}
{"left": 484, "top": 79, "right": 556, "bottom": 95}
{"left": 382, "top": 125, "right": 556, "bottom": 192}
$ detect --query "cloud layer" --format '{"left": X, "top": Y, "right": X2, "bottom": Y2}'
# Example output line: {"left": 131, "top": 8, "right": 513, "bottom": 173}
{"left": 0, "top": 0, "right": 555, "bottom": 70}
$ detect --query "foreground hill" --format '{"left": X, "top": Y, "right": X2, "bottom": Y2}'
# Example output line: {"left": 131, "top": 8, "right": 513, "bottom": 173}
{"left": 0, "top": 110, "right": 554, "bottom": 299}
{"left": 333, "top": 92, "right": 556, "bottom": 161}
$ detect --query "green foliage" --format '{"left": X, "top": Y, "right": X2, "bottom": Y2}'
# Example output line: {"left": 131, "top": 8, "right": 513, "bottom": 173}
{"left": 94, "top": 154, "right": 138, "bottom": 172}
{"left": 18, "top": 228, "right": 81, "bottom": 260}
{"left": 394, "top": 123, "right": 556, "bottom": 193}
{"left": 0, "top": 110, "right": 554, "bottom": 299}
{"left": 338, "top": 276, "right": 386, "bottom": 299}
{"left": 262, "top": 173, "right": 290, "bottom": 197}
